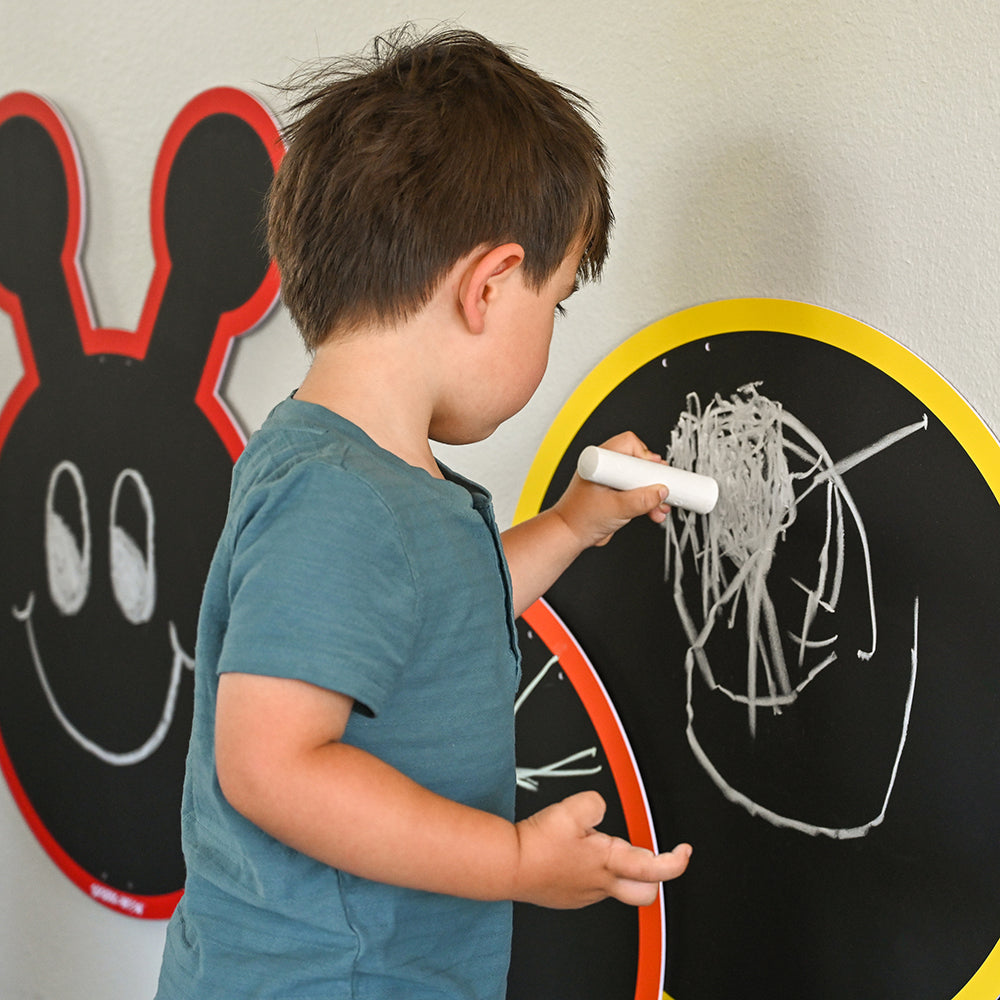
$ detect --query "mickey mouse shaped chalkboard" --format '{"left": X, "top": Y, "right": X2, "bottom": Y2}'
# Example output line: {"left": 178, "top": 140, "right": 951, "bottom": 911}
{"left": 0, "top": 89, "right": 282, "bottom": 917}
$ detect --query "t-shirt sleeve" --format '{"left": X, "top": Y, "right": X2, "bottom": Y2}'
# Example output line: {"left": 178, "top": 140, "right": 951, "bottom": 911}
{"left": 216, "top": 461, "right": 418, "bottom": 716}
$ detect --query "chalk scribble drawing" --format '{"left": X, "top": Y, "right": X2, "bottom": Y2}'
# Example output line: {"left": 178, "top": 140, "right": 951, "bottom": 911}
{"left": 514, "top": 647, "right": 601, "bottom": 792}
{"left": 664, "top": 383, "right": 925, "bottom": 838}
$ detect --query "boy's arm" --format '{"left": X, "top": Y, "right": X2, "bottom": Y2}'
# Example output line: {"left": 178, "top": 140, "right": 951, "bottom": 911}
{"left": 216, "top": 670, "right": 690, "bottom": 908}
{"left": 501, "top": 432, "right": 670, "bottom": 618}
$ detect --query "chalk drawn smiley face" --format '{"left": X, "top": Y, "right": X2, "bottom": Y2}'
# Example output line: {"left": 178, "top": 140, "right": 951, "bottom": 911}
{"left": 0, "top": 345, "right": 237, "bottom": 915}
{"left": 13, "top": 459, "right": 195, "bottom": 768}
{"left": 0, "top": 89, "right": 282, "bottom": 916}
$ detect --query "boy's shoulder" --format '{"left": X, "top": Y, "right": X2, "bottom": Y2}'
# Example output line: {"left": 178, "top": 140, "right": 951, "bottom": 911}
{"left": 233, "top": 397, "right": 482, "bottom": 518}
{"left": 221, "top": 400, "right": 419, "bottom": 573}
{"left": 239, "top": 397, "right": 396, "bottom": 485}
{"left": 216, "top": 399, "right": 499, "bottom": 608}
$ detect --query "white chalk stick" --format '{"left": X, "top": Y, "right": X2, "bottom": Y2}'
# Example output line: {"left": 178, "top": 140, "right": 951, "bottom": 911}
{"left": 577, "top": 445, "right": 719, "bottom": 515}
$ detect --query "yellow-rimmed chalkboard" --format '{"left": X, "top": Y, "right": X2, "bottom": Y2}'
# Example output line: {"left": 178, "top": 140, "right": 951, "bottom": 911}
{"left": 515, "top": 299, "right": 1000, "bottom": 1000}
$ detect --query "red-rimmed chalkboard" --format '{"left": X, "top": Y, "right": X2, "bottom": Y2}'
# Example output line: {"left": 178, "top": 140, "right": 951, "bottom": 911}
{"left": 509, "top": 598, "right": 663, "bottom": 999}
{"left": 0, "top": 88, "right": 282, "bottom": 917}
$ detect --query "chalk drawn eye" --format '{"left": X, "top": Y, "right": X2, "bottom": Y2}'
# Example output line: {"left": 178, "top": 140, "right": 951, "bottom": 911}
{"left": 45, "top": 460, "right": 92, "bottom": 616}
{"left": 109, "top": 468, "right": 156, "bottom": 625}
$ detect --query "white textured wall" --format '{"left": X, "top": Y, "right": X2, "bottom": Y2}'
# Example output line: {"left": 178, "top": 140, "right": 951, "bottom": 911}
{"left": 1, "top": 1, "right": 999, "bottom": 996}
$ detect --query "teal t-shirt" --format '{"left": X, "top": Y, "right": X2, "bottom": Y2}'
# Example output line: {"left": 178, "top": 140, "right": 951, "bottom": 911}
{"left": 156, "top": 399, "right": 520, "bottom": 999}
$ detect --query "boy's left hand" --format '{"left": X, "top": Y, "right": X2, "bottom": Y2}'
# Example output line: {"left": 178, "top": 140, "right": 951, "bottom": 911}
{"left": 552, "top": 431, "right": 671, "bottom": 549}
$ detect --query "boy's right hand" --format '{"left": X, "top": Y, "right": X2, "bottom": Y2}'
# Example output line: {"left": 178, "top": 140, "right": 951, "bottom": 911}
{"left": 511, "top": 790, "right": 691, "bottom": 909}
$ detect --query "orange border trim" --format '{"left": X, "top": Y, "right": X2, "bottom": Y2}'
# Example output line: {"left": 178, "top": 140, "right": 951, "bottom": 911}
{"left": 522, "top": 598, "right": 665, "bottom": 1000}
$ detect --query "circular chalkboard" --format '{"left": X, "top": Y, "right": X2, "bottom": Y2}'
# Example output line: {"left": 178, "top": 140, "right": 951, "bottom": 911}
{"left": 515, "top": 300, "right": 1000, "bottom": 1000}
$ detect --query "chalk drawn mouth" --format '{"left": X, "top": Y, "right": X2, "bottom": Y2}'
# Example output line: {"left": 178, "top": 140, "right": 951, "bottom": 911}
{"left": 11, "top": 591, "right": 194, "bottom": 766}
{"left": 684, "top": 597, "right": 918, "bottom": 839}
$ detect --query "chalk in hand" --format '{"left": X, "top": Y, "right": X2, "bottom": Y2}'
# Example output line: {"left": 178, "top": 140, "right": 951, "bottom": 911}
{"left": 577, "top": 445, "right": 719, "bottom": 515}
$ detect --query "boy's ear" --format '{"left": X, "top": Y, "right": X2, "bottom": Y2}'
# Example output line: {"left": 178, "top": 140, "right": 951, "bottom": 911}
{"left": 458, "top": 243, "right": 525, "bottom": 334}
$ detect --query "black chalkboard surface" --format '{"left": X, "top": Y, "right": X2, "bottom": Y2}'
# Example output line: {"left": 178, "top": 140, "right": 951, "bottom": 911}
{"left": 513, "top": 301, "right": 1000, "bottom": 1000}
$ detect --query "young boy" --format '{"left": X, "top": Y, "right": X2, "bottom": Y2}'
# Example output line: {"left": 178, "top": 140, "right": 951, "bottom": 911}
{"left": 156, "top": 26, "right": 690, "bottom": 1000}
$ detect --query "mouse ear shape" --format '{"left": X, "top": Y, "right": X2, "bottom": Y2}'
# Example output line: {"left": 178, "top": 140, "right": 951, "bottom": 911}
{"left": 0, "top": 93, "right": 94, "bottom": 394}
{"left": 138, "top": 89, "right": 283, "bottom": 453}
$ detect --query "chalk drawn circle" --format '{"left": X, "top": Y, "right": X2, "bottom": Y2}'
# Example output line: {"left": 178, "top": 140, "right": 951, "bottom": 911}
{"left": 515, "top": 299, "right": 1000, "bottom": 1000}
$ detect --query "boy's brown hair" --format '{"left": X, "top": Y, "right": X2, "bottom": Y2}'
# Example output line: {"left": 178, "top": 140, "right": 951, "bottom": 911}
{"left": 267, "top": 26, "right": 613, "bottom": 349}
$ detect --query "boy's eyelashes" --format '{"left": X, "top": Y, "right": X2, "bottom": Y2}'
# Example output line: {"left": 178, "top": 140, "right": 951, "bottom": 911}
{"left": 555, "top": 280, "right": 579, "bottom": 318}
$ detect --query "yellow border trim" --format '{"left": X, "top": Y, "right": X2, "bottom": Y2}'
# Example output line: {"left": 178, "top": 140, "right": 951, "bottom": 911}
{"left": 516, "top": 298, "right": 1000, "bottom": 999}
{"left": 515, "top": 297, "right": 1000, "bottom": 524}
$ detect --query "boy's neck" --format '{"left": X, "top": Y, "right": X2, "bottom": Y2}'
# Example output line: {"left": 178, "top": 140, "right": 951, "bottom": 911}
{"left": 294, "top": 326, "right": 446, "bottom": 479}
